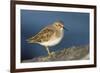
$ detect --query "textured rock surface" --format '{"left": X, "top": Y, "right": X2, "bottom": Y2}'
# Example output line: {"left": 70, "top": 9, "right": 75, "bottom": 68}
{"left": 22, "top": 45, "right": 89, "bottom": 63}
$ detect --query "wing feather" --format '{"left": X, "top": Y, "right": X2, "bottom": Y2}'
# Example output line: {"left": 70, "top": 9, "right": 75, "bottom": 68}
{"left": 27, "top": 25, "right": 55, "bottom": 43}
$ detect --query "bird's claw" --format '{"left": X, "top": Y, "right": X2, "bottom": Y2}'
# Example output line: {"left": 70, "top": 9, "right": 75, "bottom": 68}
{"left": 50, "top": 52, "right": 56, "bottom": 58}
{"left": 42, "top": 52, "right": 56, "bottom": 61}
{"left": 42, "top": 56, "right": 51, "bottom": 61}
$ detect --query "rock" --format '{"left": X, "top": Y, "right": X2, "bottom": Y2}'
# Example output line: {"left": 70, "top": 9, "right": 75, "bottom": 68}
{"left": 22, "top": 45, "right": 89, "bottom": 63}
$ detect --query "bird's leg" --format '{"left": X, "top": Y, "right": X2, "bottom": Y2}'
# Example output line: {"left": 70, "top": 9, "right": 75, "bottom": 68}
{"left": 45, "top": 46, "right": 51, "bottom": 57}
{"left": 42, "top": 46, "right": 51, "bottom": 61}
{"left": 45, "top": 46, "right": 57, "bottom": 58}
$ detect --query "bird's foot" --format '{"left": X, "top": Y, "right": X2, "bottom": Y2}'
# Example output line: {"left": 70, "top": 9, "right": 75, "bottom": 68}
{"left": 42, "top": 56, "right": 51, "bottom": 61}
{"left": 50, "top": 52, "right": 56, "bottom": 58}
{"left": 42, "top": 52, "right": 56, "bottom": 61}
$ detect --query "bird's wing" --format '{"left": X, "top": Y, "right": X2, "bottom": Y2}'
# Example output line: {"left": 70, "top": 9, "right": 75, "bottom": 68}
{"left": 27, "top": 26, "right": 55, "bottom": 43}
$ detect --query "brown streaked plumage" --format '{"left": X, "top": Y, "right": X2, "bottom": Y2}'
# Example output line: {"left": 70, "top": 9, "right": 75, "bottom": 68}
{"left": 27, "top": 21, "right": 67, "bottom": 58}
{"left": 27, "top": 25, "right": 55, "bottom": 43}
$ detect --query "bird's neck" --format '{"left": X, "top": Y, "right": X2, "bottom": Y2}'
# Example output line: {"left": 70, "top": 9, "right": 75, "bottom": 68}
{"left": 56, "top": 29, "right": 64, "bottom": 37}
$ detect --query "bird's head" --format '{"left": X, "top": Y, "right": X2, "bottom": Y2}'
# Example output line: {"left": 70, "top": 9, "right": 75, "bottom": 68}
{"left": 53, "top": 20, "right": 68, "bottom": 31}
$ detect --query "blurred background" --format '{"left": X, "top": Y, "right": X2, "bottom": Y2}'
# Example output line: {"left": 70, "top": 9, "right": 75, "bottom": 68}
{"left": 21, "top": 9, "right": 89, "bottom": 61}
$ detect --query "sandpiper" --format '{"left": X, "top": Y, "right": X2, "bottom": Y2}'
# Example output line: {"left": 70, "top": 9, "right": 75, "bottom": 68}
{"left": 27, "top": 20, "right": 68, "bottom": 58}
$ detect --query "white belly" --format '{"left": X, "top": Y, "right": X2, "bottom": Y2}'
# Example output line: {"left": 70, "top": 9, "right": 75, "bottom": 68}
{"left": 40, "top": 30, "right": 64, "bottom": 47}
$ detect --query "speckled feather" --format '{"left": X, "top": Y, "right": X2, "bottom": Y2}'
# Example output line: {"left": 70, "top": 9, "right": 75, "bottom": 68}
{"left": 27, "top": 25, "right": 55, "bottom": 43}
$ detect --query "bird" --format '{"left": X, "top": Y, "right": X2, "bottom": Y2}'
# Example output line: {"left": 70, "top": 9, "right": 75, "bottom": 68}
{"left": 27, "top": 20, "right": 68, "bottom": 58}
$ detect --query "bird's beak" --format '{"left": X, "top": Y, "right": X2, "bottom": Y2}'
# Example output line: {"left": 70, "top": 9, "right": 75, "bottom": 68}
{"left": 63, "top": 27, "right": 69, "bottom": 31}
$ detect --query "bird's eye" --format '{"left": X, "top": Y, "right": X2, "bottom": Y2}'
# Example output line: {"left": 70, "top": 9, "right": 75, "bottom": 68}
{"left": 57, "top": 24, "right": 60, "bottom": 26}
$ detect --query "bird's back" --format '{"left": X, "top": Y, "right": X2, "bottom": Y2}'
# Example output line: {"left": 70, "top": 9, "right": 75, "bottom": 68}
{"left": 27, "top": 25, "right": 55, "bottom": 43}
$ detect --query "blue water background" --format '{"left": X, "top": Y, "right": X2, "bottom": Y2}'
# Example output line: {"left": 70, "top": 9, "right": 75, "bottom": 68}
{"left": 21, "top": 10, "right": 89, "bottom": 60}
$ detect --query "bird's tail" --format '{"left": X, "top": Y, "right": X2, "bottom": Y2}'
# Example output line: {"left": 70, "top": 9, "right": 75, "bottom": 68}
{"left": 26, "top": 38, "right": 36, "bottom": 43}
